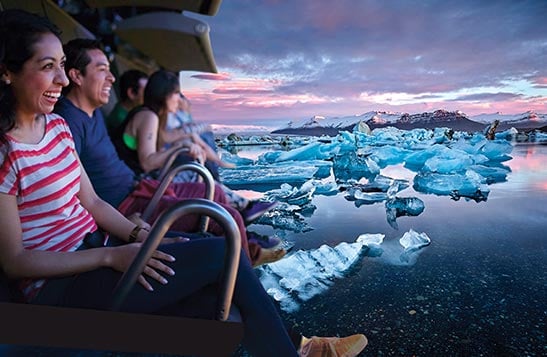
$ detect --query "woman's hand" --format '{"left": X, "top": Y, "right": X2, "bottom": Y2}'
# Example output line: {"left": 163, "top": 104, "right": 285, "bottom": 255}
{"left": 134, "top": 226, "right": 190, "bottom": 245}
{"left": 186, "top": 143, "right": 206, "bottom": 164}
{"left": 126, "top": 212, "right": 151, "bottom": 231}
{"left": 107, "top": 244, "right": 176, "bottom": 291}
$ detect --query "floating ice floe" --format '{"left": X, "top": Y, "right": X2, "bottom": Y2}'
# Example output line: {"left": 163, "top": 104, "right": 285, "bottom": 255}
{"left": 342, "top": 175, "right": 409, "bottom": 206}
{"left": 259, "top": 230, "right": 432, "bottom": 313}
{"left": 413, "top": 169, "right": 490, "bottom": 201}
{"left": 385, "top": 197, "right": 425, "bottom": 229}
{"left": 399, "top": 230, "right": 431, "bottom": 262}
{"left": 219, "top": 162, "right": 319, "bottom": 191}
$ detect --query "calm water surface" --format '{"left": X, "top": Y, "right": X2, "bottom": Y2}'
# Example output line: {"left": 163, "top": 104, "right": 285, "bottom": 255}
{"left": 233, "top": 142, "right": 546, "bottom": 356}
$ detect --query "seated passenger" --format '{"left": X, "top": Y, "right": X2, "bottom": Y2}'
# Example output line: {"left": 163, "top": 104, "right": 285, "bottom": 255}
{"left": 105, "top": 69, "right": 148, "bottom": 132}
{"left": 164, "top": 93, "right": 278, "bottom": 225}
{"left": 54, "top": 39, "right": 284, "bottom": 267}
{"left": 0, "top": 10, "right": 367, "bottom": 357}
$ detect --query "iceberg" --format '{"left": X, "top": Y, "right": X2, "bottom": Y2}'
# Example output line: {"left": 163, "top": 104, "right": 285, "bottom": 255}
{"left": 399, "top": 230, "right": 431, "bottom": 263}
{"left": 333, "top": 151, "right": 380, "bottom": 181}
{"left": 468, "top": 164, "right": 510, "bottom": 184}
{"left": 258, "top": 234, "right": 381, "bottom": 312}
{"left": 369, "top": 145, "right": 412, "bottom": 168}
{"left": 385, "top": 197, "right": 425, "bottom": 229}
{"left": 274, "top": 142, "right": 336, "bottom": 162}
{"left": 220, "top": 162, "right": 318, "bottom": 191}
{"left": 413, "top": 169, "right": 490, "bottom": 201}
{"left": 480, "top": 140, "right": 513, "bottom": 161}
{"left": 341, "top": 175, "right": 409, "bottom": 205}
{"left": 254, "top": 202, "right": 314, "bottom": 233}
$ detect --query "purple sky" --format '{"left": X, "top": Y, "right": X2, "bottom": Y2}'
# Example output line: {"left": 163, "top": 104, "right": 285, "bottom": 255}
{"left": 179, "top": 0, "right": 547, "bottom": 126}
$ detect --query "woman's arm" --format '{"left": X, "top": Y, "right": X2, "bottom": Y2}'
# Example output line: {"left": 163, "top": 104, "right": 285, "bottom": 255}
{"left": 132, "top": 110, "right": 190, "bottom": 173}
{"left": 0, "top": 191, "right": 112, "bottom": 279}
{"left": 159, "top": 125, "right": 194, "bottom": 146}
{"left": 0, "top": 159, "right": 176, "bottom": 290}
{"left": 190, "top": 133, "right": 235, "bottom": 168}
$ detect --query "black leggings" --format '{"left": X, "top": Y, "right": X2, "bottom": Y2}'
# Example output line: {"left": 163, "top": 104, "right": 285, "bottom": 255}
{"left": 33, "top": 238, "right": 298, "bottom": 356}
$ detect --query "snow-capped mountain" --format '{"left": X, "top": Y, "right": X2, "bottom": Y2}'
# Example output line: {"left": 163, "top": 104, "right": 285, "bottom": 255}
{"left": 273, "top": 110, "right": 547, "bottom": 135}
{"left": 291, "top": 111, "right": 401, "bottom": 130}
{"left": 470, "top": 111, "right": 547, "bottom": 128}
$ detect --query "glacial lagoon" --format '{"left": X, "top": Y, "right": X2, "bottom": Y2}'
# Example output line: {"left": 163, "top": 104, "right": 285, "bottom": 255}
{"left": 225, "top": 132, "right": 546, "bottom": 356}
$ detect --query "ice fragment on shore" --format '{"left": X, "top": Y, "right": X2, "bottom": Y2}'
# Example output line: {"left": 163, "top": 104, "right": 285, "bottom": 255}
{"left": 399, "top": 229, "right": 431, "bottom": 262}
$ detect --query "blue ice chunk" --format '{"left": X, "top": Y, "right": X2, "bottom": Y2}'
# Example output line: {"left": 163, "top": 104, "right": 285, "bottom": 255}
{"left": 333, "top": 151, "right": 380, "bottom": 181}
{"left": 265, "top": 183, "right": 315, "bottom": 206}
{"left": 495, "top": 127, "right": 519, "bottom": 141}
{"left": 370, "top": 146, "right": 412, "bottom": 168}
{"left": 258, "top": 236, "right": 372, "bottom": 313}
{"left": 275, "top": 142, "right": 335, "bottom": 162}
{"left": 219, "top": 152, "right": 254, "bottom": 166}
{"left": 254, "top": 202, "right": 314, "bottom": 232}
{"left": 258, "top": 151, "right": 283, "bottom": 164}
{"left": 404, "top": 144, "right": 446, "bottom": 171}
{"left": 480, "top": 140, "right": 513, "bottom": 161}
{"left": 385, "top": 197, "right": 425, "bottom": 229}
{"left": 345, "top": 189, "right": 388, "bottom": 204}
{"left": 356, "top": 233, "right": 385, "bottom": 256}
{"left": 399, "top": 229, "right": 431, "bottom": 262}
{"left": 342, "top": 175, "right": 409, "bottom": 205}
{"left": 422, "top": 149, "right": 475, "bottom": 174}
{"left": 413, "top": 169, "right": 490, "bottom": 201}
{"left": 301, "top": 179, "right": 339, "bottom": 196}
{"left": 220, "top": 162, "right": 318, "bottom": 190}
{"left": 450, "top": 137, "right": 485, "bottom": 155}
{"left": 532, "top": 130, "right": 547, "bottom": 142}
{"left": 468, "top": 164, "right": 510, "bottom": 184}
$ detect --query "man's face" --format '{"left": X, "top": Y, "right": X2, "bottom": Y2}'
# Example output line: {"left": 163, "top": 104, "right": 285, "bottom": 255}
{"left": 80, "top": 49, "right": 115, "bottom": 109}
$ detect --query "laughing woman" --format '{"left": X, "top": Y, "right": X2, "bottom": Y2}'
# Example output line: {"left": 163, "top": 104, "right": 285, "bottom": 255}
{"left": 0, "top": 9, "right": 366, "bottom": 357}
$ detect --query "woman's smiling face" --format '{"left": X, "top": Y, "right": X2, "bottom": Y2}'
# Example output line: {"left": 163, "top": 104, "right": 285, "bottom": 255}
{"left": 8, "top": 32, "right": 69, "bottom": 116}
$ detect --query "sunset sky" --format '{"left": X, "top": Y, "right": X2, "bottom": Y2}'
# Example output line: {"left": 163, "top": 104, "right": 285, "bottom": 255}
{"left": 178, "top": 0, "right": 547, "bottom": 127}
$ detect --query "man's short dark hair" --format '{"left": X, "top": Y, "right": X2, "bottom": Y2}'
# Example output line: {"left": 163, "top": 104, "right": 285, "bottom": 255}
{"left": 119, "top": 69, "right": 148, "bottom": 102}
{"left": 62, "top": 38, "right": 103, "bottom": 95}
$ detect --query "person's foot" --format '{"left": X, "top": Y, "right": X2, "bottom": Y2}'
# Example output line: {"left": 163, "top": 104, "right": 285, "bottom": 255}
{"left": 247, "top": 231, "right": 282, "bottom": 249}
{"left": 252, "top": 247, "right": 286, "bottom": 268}
{"left": 299, "top": 334, "right": 368, "bottom": 357}
{"left": 241, "top": 200, "right": 279, "bottom": 225}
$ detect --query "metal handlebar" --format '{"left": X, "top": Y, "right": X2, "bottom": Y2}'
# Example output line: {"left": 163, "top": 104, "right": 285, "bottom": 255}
{"left": 141, "top": 162, "right": 215, "bottom": 232}
{"left": 110, "top": 199, "right": 241, "bottom": 321}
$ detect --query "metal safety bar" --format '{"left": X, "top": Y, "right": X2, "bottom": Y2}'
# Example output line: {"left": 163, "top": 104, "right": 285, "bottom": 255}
{"left": 110, "top": 199, "right": 241, "bottom": 321}
{"left": 141, "top": 161, "right": 215, "bottom": 233}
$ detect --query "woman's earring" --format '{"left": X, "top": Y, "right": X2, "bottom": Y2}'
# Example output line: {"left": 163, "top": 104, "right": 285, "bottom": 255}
{"left": 4, "top": 79, "right": 10, "bottom": 85}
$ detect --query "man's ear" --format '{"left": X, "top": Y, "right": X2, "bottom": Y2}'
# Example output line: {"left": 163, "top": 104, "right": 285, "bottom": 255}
{"left": 126, "top": 87, "right": 137, "bottom": 101}
{"left": 67, "top": 68, "right": 83, "bottom": 86}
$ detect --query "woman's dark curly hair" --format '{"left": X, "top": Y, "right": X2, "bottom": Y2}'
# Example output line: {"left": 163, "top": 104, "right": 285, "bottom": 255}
{"left": 0, "top": 9, "right": 61, "bottom": 144}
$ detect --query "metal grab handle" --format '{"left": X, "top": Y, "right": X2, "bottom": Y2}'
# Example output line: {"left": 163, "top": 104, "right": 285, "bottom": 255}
{"left": 110, "top": 199, "right": 241, "bottom": 321}
{"left": 157, "top": 147, "right": 192, "bottom": 182}
{"left": 141, "top": 162, "right": 215, "bottom": 233}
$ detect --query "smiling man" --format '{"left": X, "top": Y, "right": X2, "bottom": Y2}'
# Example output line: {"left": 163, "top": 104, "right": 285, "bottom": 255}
{"left": 53, "top": 39, "right": 135, "bottom": 207}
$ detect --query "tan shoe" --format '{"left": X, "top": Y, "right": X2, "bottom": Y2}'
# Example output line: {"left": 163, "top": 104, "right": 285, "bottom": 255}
{"left": 299, "top": 334, "right": 368, "bottom": 357}
{"left": 252, "top": 247, "right": 287, "bottom": 268}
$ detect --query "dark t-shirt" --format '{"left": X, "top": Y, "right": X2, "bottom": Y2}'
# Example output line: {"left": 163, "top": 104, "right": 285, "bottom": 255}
{"left": 54, "top": 97, "right": 135, "bottom": 207}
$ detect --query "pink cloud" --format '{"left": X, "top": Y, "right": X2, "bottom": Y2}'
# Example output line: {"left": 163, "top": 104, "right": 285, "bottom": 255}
{"left": 190, "top": 73, "right": 231, "bottom": 81}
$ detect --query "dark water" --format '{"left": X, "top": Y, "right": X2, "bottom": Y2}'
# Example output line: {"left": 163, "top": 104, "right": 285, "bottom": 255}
{"left": 242, "top": 143, "right": 546, "bottom": 356}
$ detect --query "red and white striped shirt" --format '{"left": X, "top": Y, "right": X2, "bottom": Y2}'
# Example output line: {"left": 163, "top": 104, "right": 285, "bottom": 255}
{"left": 0, "top": 113, "right": 97, "bottom": 300}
